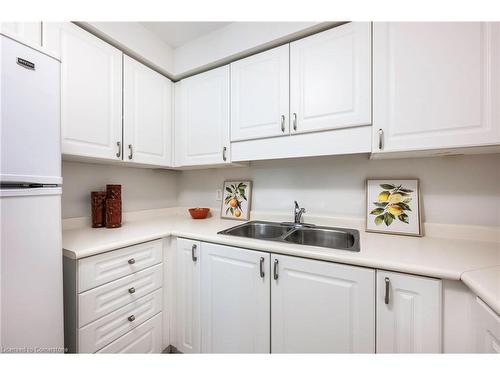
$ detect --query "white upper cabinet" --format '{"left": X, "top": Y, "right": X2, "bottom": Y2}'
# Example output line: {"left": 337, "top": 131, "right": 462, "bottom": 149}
{"left": 376, "top": 271, "right": 442, "bottom": 353}
{"left": 271, "top": 254, "right": 375, "bottom": 353}
{"left": 175, "top": 238, "right": 201, "bottom": 354}
{"left": 174, "top": 66, "right": 230, "bottom": 167}
{"left": 201, "top": 243, "right": 270, "bottom": 353}
{"left": 290, "top": 22, "right": 371, "bottom": 135}
{"left": 373, "top": 22, "right": 500, "bottom": 154}
{"left": 43, "top": 22, "right": 123, "bottom": 160}
{"left": 123, "top": 55, "right": 172, "bottom": 167}
{"left": 230, "top": 45, "right": 290, "bottom": 141}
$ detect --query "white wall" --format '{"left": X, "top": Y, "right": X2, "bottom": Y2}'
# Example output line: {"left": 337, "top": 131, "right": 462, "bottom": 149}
{"left": 62, "top": 161, "right": 178, "bottom": 219}
{"left": 177, "top": 154, "right": 500, "bottom": 227}
{"left": 173, "top": 22, "right": 335, "bottom": 77}
{"left": 78, "top": 22, "right": 175, "bottom": 77}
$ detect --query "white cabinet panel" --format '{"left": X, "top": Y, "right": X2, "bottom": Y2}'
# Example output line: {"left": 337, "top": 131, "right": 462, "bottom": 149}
{"left": 97, "top": 313, "right": 163, "bottom": 353}
{"left": 271, "top": 254, "right": 375, "bottom": 353}
{"left": 290, "top": 22, "right": 371, "bottom": 134}
{"left": 174, "top": 66, "right": 230, "bottom": 166}
{"left": 376, "top": 271, "right": 442, "bottom": 353}
{"left": 43, "top": 22, "right": 123, "bottom": 160}
{"left": 0, "top": 22, "right": 42, "bottom": 46}
{"left": 78, "top": 288, "right": 162, "bottom": 353}
{"left": 231, "top": 45, "right": 290, "bottom": 141}
{"left": 78, "top": 239, "right": 163, "bottom": 292}
{"left": 201, "top": 243, "right": 270, "bottom": 353}
{"left": 124, "top": 55, "right": 172, "bottom": 166}
{"left": 373, "top": 22, "right": 500, "bottom": 154}
{"left": 78, "top": 264, "right": 163, "bottom": 327}
{"left": 473, "top": 297, "right": 500, "bottom": 353}
{"left": 175, "top": 238, "right": 201, "bottom": 353}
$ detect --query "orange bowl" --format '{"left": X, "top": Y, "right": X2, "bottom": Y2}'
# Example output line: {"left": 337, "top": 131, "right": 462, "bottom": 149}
{"left": 188, "top": 207, "right": 210, "bottom": 219}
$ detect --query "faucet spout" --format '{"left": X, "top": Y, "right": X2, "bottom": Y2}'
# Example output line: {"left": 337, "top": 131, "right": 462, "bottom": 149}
{"left": 294, "top": 201, "right": 306, "bottom": 224}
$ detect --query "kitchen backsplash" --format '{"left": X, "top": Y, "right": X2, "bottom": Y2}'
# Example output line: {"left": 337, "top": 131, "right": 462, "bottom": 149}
{"left": 63, "top": 153, "right": 500, "bottom": 227}
{"left": 177, "top": 153, "right": 500, "bottom": 227}
{"left": 62, "top": 161, "right": 178, "bottom": 218}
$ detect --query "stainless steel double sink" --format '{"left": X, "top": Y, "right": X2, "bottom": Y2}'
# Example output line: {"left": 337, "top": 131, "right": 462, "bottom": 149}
{"left": 218, "top": 221, "right": 360, "bottom": 252}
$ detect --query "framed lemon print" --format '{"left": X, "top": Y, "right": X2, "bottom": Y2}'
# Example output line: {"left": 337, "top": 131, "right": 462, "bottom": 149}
{"left": 221, "top": 180, "right": 252, "bottom": 221}
{"left": 366, "top": 179, "right": 422, "bottom": 236}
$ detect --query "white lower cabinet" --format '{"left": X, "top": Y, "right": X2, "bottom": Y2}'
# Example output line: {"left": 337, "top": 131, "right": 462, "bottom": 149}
{"left": 174, "top": 238, "right": 201, "bottom": 353}
{"left": 376, "top": 270, "right": 442, "bottom": 353}
{"left": 97, "top": 313, "right": 163, "bottom": 354}
{"left": 63, "top": 239, "right": 164, "bottom": 353}
{"left": 271, "top": 254, "right": 375, "bottom": 353}
{"left": 201, "top": 243, "right": 270, "bottom": 353}
{"left": 473, "top": 297, "right": 500, "bottom": 353}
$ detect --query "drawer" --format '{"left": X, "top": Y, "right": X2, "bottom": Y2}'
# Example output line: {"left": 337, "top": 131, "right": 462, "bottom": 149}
{"left": 97, "top": 313, "right": 163, "bottom": 353}
{"left": 78, "top": 288, "right": 162, "bottom": 353}
{"left": 78, "top": 239, "right": 163, "bottom": 292}
{"left": 79, "top": 264, "right": 163, "bottom": 327}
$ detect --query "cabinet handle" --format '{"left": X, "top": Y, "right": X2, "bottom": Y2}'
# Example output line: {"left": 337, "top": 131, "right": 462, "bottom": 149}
{"left": 384, "top": 277, "right": 390, "bottom": 305}
{"left": 378, "top": 129, "right": 384, "bottom": 150}
{"left": 128, "top": 315, "right": 135, "bottom": 322}
{"left": 292, "top": 113, "right": 297, "bottom": 131}
{"left": 128, "top": 258, "right": 135, "bottom": 265}
{"left": 128, "top": 287, "right": 136, "bottom": 294}
{"left": 128, "top": 144, "right": 133, "bottom": 160}
{"left": 222, "top": 146, "right": 227, "bottom": 162}
{"left": 116, "top": 141, "right": 121, "bottom": 158}
{"left": 273, "top": 259, "right": 279, "bottom": 280}
{"left": 280, "top": 115, "right": 285, "bottom": 132}
{"left": 191, "top": 244, "right": 197, "bottom": 262}
{"left": 259, "top": 257, "right": 265, "bottom": 278}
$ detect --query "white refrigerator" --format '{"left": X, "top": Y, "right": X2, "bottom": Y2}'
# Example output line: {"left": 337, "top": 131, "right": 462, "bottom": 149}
{"left": 0, "top": 34, "right": 64, "bottom": 352}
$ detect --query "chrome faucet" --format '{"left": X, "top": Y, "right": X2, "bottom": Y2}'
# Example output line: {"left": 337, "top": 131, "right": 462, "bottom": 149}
{"left": 294, "top": 201, "right": 306, "bottom": 224}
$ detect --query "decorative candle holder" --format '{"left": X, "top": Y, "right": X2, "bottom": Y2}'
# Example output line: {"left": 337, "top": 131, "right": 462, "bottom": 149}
{"left": 91, "top": 192, "right": 107, "bottom": 228}
{"left": 105, "top": 198, "right": 122, "bottom": 228}
{"left": 106, "top": 184, "right": 122, "bottom": 201}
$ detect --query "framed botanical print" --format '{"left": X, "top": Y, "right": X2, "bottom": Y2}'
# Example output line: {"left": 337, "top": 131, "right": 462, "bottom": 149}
{"left": 221, "top": 180, "right": 252, "bottom": 221}
{"left": 366, "top": 179, "right": 422, "bottom": 236}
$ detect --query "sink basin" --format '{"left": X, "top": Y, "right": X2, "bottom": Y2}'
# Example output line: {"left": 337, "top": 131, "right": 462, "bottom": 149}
{"left": 283, "top": 227, "right": 359, "bottom": 251}
{"left": 218, "top": 221, "right": 360, "bottom": 252}
{"left": 218, "top": 221, "right": 293, "bottom": 240}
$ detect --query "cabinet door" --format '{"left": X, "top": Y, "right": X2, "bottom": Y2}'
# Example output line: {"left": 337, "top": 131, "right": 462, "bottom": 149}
{"left": 123, "top": 55, "right": 172, "bottom": 167}
{"left": 0, "top": 22, "right": 42, "bottom": 46}
{"left": 201, "top": 243, "right": 270, "bottom": 353}
{"left": 373, "top": 22, "right": 500, "bottom": 154}
{"left": 473, "top": 297, "right": 500, "bottom": 353}
{"left": 175, "top": 238, "right": 201, "bottom": 353}
{"left": 271, "top": 254, "right": 375, "bottom": 353}
{"left": 376, "top": 271, "right": 442, "bottom": 353}
{"left": 175, "top": 66, "right": 230, "bottom": 166}
{"left": 290, "top": 22, "right": 371, "bottom": 135}
{"left": 43, "top": 22, "right": 123, "bottom": 160}
{"left": 231, "top": 45, "right": 290, "bottom": 141}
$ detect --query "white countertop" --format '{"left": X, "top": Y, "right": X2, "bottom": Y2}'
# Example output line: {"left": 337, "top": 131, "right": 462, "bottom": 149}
{"left": 63, "top": 208, "right": 500, "bottom": 313}
{"left": 461, "top": 266, "right": 500, "bottom": 315}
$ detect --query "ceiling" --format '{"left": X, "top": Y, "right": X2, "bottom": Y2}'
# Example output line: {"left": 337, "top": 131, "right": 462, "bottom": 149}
{"left": 140, "top": 22, "right": 232, "bottom": 48}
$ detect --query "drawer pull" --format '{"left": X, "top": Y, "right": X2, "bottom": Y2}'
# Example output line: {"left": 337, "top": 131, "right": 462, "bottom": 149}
{"left": 128, "top": 258, "right": 136, "bottom": 265}
{"left": 384, "top": 277, "right": 390, "bottom": 305}
{"left": 128, "top": 287, "right": 136, "bottom": 294}
{"left": 128, "top": 315, "right": 135, "bottom": 322}
{"left": 191, "top": 244, "right": 197, "bottom": 262}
